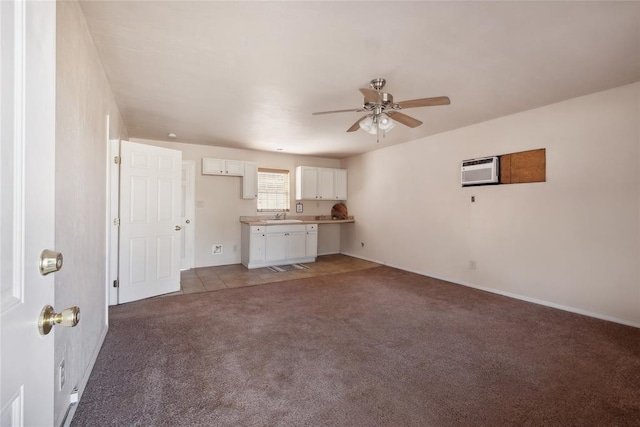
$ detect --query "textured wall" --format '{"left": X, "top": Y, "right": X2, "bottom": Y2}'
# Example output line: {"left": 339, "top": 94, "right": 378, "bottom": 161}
{"left": 133, "top": 138, "right": 343, "bottom": 266}
{"left": 55, "top": 1, "right": 128, "bottom": 425}
{"left": 342, "top": 83, "right": 640, "bottom": 326}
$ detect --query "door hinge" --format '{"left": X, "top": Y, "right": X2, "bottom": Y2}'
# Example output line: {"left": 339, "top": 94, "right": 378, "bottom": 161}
{"left": 113, "top": 156, "right": 121, "bottom": 164}
{"left": 113, "top": 279, "right": 119, "bottom": 288}
{"left": 113, "top": 217, "right": 120, "bottom": 226}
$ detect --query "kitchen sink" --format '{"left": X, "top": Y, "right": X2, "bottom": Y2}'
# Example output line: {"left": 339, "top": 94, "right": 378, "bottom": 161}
{"left": 263, "top": 219, "right": 303, "bottom": 224}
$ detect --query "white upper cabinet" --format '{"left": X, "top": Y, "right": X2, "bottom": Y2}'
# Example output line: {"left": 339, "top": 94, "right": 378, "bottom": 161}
{"left": 317, "top": 168, "right": 335, "bottom": 199}
{"left": 334, "top": 169, "right": 347, "bottom": 200}
{"left": 295, "top": 166, "right": 347, "bottom": 200}
{"left": 242, "top": 162, "right": 258, "bottom": 199}
{"left": 202, "top": 158, "right": 245, "bottom": 176}
{"left": 296, "top": 166, "right": 319, "bottom": 200}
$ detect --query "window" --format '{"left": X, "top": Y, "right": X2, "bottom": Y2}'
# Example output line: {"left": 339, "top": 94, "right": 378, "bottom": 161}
{"left": 257, "top": 168, "right": 290, "bottom": 212}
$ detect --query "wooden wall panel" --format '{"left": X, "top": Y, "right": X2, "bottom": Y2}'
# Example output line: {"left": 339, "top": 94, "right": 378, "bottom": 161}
{"left": 499, "top": 148, "right": 545, "bottom": 184}
{"left": 499, "top": 154, "right": 512, "bottom": 184}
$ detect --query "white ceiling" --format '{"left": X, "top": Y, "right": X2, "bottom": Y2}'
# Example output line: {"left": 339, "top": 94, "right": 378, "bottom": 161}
{"left": 79, "top": 1, "right": 640, "bottom": 159}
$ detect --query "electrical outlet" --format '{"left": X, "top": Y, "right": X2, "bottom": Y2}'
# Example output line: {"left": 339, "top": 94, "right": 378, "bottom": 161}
{"left": 59, "top": 359, "right": 65, "bottom": 390}
{"left": 212, "top": 244, "right": 223, "bottom": 255}
{"left": 233, "top": 245, "right": 238, "bottom": 253}
{"left": 471, "top": 196, "right": 475, "bottom": 203}
{"left": 469, "top": 260, "right": 477, "bottom": 270}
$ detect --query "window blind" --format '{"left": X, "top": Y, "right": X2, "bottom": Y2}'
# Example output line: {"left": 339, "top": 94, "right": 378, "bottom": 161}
{"left": 257, "top": 168, "right": 290, "bottom": 212}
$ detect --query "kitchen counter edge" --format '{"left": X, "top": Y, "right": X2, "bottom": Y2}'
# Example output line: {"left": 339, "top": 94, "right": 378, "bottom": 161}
{"left": 240, "top": 219, "right": 354, "bottom": 225}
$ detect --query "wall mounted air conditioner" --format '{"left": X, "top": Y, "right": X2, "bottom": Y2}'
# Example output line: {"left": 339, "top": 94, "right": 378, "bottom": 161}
{"left": 461, "top": 156, "right": 499, "bottom": 186}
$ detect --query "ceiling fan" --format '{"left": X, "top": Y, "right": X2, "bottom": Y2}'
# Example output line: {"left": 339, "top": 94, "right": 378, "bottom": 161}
{"left": 312, "top": 78, "right": 450, "bottom": 141}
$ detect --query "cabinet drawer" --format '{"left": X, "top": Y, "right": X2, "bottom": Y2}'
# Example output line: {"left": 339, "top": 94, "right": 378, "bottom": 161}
{"left": 306, "top": 224, "right": 317, "bottom": 231}
{"left": 251, "top": 226, "right": 265, "bottom": 234}
{"left": 266, "top": 224, "right": 306, "bottom": 233}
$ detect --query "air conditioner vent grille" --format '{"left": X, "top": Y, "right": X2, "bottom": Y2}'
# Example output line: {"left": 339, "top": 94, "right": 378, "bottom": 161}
{"left": 463, "top": 168, "right": 492, "bottom": 182}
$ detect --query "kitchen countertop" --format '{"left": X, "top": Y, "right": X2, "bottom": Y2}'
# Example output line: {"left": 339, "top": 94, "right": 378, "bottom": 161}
{"left": 240, "top": 215, "right": 354, "bottom": 225}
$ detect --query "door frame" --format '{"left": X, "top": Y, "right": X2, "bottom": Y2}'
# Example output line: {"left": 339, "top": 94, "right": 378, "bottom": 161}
{"left": 106, "top": 120, "right": 120, "bottom": 306}
{"left": 181, "top": 160, "right": 195, "bottom": 270}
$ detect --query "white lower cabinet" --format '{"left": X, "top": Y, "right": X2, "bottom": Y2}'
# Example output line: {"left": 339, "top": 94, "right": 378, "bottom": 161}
{"left": 265, "top": 232, "right": 287, "bottom": 262}
{"left": 249, "top": 230, "right": 266, "bottom": 264}
{"left": 305, "top": 224, "right": 318, "bottom": 257}
{"left": 287, "top": 231, "right": 307, "bottom": 259}
{"left": 241, "top": 223, "right": 318, "bottom": 269}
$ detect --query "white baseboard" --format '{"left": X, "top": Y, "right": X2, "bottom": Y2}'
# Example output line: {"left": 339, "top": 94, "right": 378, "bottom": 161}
{"left": 339, "top": 251, "right": 640, "bottom": 329}
{"left": 62, "top": 325, "right": 109, "bottom": 427}
{"left": 318, "top": 250, "right": 340, "bottom": 256}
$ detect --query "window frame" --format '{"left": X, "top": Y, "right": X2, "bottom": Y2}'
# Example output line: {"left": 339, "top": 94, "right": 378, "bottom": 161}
{"left": 257, "top": 168, "right": 290, "bottom": 213}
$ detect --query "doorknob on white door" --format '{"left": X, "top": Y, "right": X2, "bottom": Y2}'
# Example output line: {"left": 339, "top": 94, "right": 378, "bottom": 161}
{"left": 38, "top": 305, "right": 80, "bottom": 336}
{"left": 39, "top": 249, "right": 63, "bottom": 275}
{"left": 185, "top": 219, "right": 190, "bottom": 224}
{"left": 175, "top": 225, "right": 182, "bottom": 231}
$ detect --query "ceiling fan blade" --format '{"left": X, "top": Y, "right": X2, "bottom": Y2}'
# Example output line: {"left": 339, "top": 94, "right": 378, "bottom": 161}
{"left": 396, "top": 96, "right": 450, "bottom": 109}
{"left": 347, "top": 116, "right": 368, "bottom": 132}
{"left": 312, "top": 108, "right": 363, "bottom": 115}
{"left": 389, "top": 112, "right": 423, "bottom": 128}
{"left": 360, "top": 88, "right": 381, "bottom": 104}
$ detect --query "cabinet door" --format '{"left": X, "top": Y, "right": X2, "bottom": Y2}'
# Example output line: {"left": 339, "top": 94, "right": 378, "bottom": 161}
{"left": 202, "top": 158, "right": 225, "bottom": 175}
{"left": 317, "top": 168, "right": 335, "bottom": 200}
{"left": 249, "top": 232, "right": 266, "bottom": 263}
{"left": 297, "top": 166, "right": 318, "bottom": 200}
{"left": 242, "top": 162, "right": 258, "bottom": 199}
{"left": 305, "top": 231, "right": 318, "bottom": 257}
{"left": 287, "top": 231, "right": 307, "bottom": 259}
{"left": 266, "top": 232, "right": 287, "bottom": 262}
{"left": 334, "top": 169, "right": 347, "bottom": 200}
{"left": 225, "top": 160, "right": 245, "bottom": 176}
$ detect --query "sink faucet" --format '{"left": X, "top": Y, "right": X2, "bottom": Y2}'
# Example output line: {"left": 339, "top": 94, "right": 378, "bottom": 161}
{"left": 274, "top": 212, "right": 287, "bottom": 220}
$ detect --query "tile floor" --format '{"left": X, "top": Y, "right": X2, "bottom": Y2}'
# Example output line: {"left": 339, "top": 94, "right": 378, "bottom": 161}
{"left": 169, "top": 254, "right": 380, "bottom": 296}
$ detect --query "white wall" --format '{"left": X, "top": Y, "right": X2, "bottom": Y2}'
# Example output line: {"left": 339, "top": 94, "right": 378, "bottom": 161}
{"left": 342, "top": 82, "right": 640, "bottom": 327}
{"left": 55, "top": 2, "right": 128, "bottom": 425}
{"left": 133, "top": 139, "right": 342, "bottom": 266}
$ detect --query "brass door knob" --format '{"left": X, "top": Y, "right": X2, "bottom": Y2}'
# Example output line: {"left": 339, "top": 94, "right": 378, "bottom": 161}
{"left": 38, "top": 305, "right": 80, "bottom": 336}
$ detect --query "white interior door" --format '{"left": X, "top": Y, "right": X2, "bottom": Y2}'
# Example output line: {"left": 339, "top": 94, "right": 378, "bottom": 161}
{"left": 119, "top": 141, "right": 182, "bottom": 303}
{"left": 1, "top": 0, "right": 57, "bottom": 425}
{"left": 180, "top": 161, "right": 195, "bottom": 270}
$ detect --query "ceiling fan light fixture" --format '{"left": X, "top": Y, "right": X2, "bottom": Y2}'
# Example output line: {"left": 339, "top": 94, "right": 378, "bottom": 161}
{"left": 358, "top": 115, "right": 377, "bottom": 134}
{"left": 377, "top": 113, "right": 395, "bottom": 131}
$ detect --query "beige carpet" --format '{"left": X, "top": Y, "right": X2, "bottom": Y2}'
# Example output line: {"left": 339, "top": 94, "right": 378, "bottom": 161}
{"left": 71, "top": 266, "right": 640, "bottom": 426}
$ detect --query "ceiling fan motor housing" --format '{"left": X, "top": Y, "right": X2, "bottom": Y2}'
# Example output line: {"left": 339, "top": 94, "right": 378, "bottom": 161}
{"left": 364, "top": 92, "right": 394, "bottom": 111}
{"left": 370, "top": 78, "right": 386, "bottom": 91}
